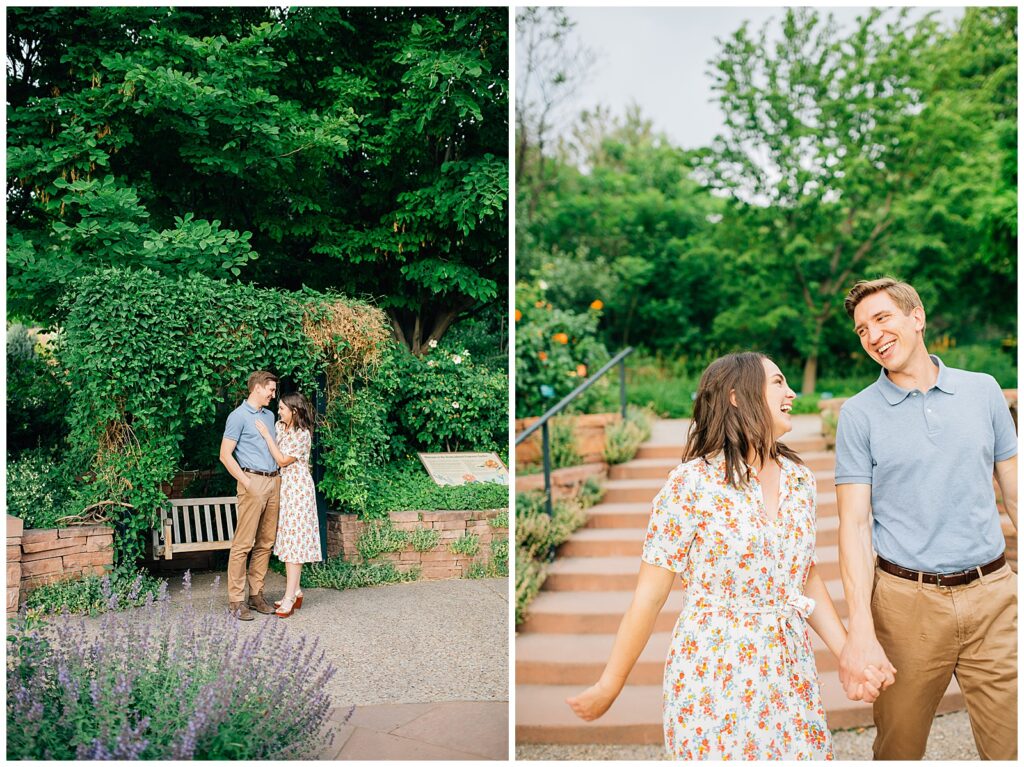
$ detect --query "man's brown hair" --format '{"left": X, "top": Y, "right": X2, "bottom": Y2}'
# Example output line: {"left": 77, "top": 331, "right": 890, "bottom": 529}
{"left": 683, "top": 352, "right": 803, "bottom": 489}
{"left": 247, "top": 370, "right": 279, "bottom": 393}
{"left": 844, "top": 277, "right": 925, "bottom": 324}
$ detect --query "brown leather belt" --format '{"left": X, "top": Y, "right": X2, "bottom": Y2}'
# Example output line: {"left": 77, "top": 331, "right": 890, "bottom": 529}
{"left": 241, "top": 467, "right": 279, "bottom": 478}
{"left": 877, "top": 554, "right": 1006, "bottom": 587}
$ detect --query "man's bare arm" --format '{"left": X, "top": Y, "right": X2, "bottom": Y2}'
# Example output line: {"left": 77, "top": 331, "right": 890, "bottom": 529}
{"left": 995, "top": 455, "right": 1017, "bottom": 531}
{"left": 837, "top": 483, "right": 896, "bottom": 698}
{"left": 219, "top": 438, "right": 250, "bottom": 489}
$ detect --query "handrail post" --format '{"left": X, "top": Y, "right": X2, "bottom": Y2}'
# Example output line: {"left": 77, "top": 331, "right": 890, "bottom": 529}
{"left": 619, "top": 359, "right": 627, "bottom": 420}
{"left": 541, "top": 420, "right": 553, "bottom": 516}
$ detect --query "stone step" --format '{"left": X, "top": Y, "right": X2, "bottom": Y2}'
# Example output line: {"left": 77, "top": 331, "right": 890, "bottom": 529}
{"left": 564, "top": 516, "right": 842, "bottom": 557}
{"left": 635, "top": 436, "right": 828, "bottom": 460}
{"left": 587, "top": 492, "right": 838, "bottom": 523}
{"left": 543, "top": 550, "right": 842, "bottom": 592}
{"left": 520, "top": 579, "right": 849, "bottom": 635}
{"left": 514, "top": 676, "right": 963, "bottom": 744}
{"left": 609, "top": 452, "right": 836, "bottom": 480}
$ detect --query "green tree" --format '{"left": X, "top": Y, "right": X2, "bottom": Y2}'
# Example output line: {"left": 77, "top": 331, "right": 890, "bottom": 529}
{"left": 703, "top": 8, "right": 1016, "bottom": 391}
{"left": 7, "top": 7, "right": 508, "bottom": 353}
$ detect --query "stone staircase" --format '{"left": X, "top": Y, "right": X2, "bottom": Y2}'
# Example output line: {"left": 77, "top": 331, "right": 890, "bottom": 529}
{"left": 515, "top": 416, "right": 966, "bottom": 745}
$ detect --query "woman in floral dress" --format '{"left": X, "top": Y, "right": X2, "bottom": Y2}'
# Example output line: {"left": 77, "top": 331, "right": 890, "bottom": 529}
{"left": 568, "top": 352, "right": 891, "bottom": 760}
{"left": 254, "top": 392, "right": 321, "bottom": 617}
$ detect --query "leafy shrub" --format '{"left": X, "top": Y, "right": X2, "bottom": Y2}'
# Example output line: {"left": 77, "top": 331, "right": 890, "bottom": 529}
{"left": 346, "top": 460, "right": 509, "bottom": 520}
{"left": 515, "top": 282, "right": 611, "bottom": 418}
{"left": 409, "top": 526, "right": 441, "bottom": 552}
{"left": 23, "top": 569, "right": 166, "bottom": 616}
{"left": 576, "top": 475, "right": 606, "bottom": 509}
{"left": 465, "top": 539, "right": 509, "bottom": 579}
{"left": 6, "top": 572, "right": 336, "bottom": 760}
{"left": 6, "top": 324, "right": 69, "bottom": 453}
{"left": 391, "top": 341, "right": 507, "bottom": 453}
{"left": 6, "top": 448, "right": 78, "bottom": 529}
{"left": 448, "top": 532, "right": 481, "bottom": 557}
{"left": 515, "top": 548, "right": 546, "bottom": 625}
{"left": 57, "top": 267, "right": 389, "bottom": 566}
{"left": 270, "top": 556, "right": 419, "bottom": 589}
{"left": 356, "top": 521, "right": 409, "bottom": 561}
{"left": 940, "top": 342, "right": 1017, "bottom": 388}
{"left": 488, "top": 510, "right": 509, "bottom": 528}
{"left": 603, "top": 407, "right": 655, "bottom": 464}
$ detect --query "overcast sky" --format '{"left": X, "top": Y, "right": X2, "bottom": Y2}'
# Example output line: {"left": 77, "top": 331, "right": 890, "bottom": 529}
{"left": 555, "top": 6, "right": 966, "bottom": 150}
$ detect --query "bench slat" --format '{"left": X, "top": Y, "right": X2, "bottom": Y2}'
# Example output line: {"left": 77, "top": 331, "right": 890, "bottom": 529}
{"left": 201, "top": 504, "right": 213, "bottom": 543}
{"left": 213, "top": 501, "right": 225, "bottom": 541}
{"left": 169, "top": 496, "right": 237, "bottom": 507}
{"left": 172, "top": 504, "right": 183, "bottom": 545}
{"left": 173, "top": 540, "right": 234, "bottom": 553}
{"left": 225, "top": 501, "right": 236, "bottom": 540}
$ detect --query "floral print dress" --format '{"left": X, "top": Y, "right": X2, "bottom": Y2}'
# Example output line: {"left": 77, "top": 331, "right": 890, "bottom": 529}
{"left": 643, "top": 453, "right": 832, "bottom": 760}
{"left": 272, "top": 423, "right": 322, "bottom": 564}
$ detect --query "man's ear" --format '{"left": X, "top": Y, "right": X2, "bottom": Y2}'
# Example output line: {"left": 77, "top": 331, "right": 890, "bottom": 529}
{"left": 729, "top": 389, "right": 738, "bottom": 407}
{"left": 912, "top": 306, "right": 926, "bottom": 332}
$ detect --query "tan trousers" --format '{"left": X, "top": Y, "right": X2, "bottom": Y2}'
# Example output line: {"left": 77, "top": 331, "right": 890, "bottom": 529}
{"left": 871, "top": 562, "right": 1017, "bottom": 760}
{"left": 227, "top": 474, "right": 280, "bottom": 603}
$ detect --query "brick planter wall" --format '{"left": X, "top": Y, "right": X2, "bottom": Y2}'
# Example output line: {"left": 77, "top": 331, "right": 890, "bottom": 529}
{"left": 515, "top": 412, "right": 621, "bottom": 467}
{"left": 8, "top": 523, "right": 114, "bottom": 610}
{"left": 326, "top": 509, "right": 508, "bottom": 580}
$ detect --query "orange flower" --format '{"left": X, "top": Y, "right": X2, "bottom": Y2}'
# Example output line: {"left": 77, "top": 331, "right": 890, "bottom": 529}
{"left": 514, "top": 309, "right": 522, "bottom": 322}
{"left": 576, "top": 364, "right": 587, "bottom": 377}
{"left": 538, "top": 351, "right": 548, "bottom": 361}
{"left": 534, "top": 300, "right": 545, "bottom": 308}
{"left": 590, "top": 299, "right": 604, "bottom": 310}
{"left": 552, "top": 332, "right": 569, "bottom": 344}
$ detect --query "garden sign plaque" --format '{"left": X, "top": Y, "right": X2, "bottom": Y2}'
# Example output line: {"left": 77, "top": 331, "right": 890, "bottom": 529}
{"left": 417, "top": 452, "right": 509, "bottom": 487}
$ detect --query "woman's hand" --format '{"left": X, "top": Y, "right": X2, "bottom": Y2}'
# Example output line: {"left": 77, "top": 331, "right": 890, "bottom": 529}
{"left": 566, "top": 680, "right": 619, "bottom": 721}
{"left": 852, "top": 664, "right": 891, "bottom": 703}
{"left": 254, "top": 419, "right": 270, "bottom": 437}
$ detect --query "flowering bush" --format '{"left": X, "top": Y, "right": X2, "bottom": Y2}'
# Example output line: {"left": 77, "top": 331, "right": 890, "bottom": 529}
{"left": 391, "top": 341, "right": 507, "bottom": 453}
{"left": 7, "top": 324, "right": 68, "bottom": 453}
{"left": 6, "top": 448, "right": 77, "bottom": 529}
{"left": 6, "top": 573, "right": 338, "bottom": 760}
{"left": 514, "top": 282, "right": 611, "bottom": 418}
{"left": 23, "top": 568, "right": 166, "bottom": 616}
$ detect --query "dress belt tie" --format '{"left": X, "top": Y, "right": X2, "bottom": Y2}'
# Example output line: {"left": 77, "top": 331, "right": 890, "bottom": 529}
{"left": 687, "top": 595, "right": 816, "bottom": 668}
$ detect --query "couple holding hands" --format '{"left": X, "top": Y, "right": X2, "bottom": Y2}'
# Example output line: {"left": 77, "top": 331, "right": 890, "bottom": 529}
{"left": 218, "top": 371, "right": 322, "bottom": 620}
{"left": 569, "top": 278, "right": 1017, "bottom": 760}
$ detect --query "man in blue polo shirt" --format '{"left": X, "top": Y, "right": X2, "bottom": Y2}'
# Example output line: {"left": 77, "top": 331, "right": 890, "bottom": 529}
{"left": 219, "top": 370, "right": 281, "bottom": 620}
{"left": 835, "top": 278, "right": 1017, "bottom": 759}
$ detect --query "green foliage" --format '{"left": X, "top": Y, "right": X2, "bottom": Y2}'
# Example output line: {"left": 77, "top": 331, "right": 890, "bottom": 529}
{"left": 6, "top": 448, "right": 79, "bottom": 530}
{"left": 940, "top": 343, "right": 1017, "bottom": 389}
{"left": 270, "top": 556, "right": 419, "bottom": 589}
{"left": 466, "top": 539, "right": 509, "bottom": 579}
{"left": 448, "top": 532, "right": 481, "bottom": 557}
{"left": 518, "top": 9, "right": 1016, "bottom": 392}
{"left": 575, "top": 475, "right": 606, "bottom": 510}
{"left": 356, "top": 521, "right": 410, "bottom": 561}
{"left": 391, "top": 340, "right": 508, "bottom": 453}
{"left": 336, "top": 460, "right": 509, "bottom": 519}
{"left": 515, "top": 283, "right": 611, "bottom": 417}
{"left": 515, "top": 548, "right": 546, "bottom": 625}
{"left": 548, "top": 416, "right": 583, "bottom": 470}
{"left": 23, "top": 569, "right": 166, "bottom": 616}
{"left": 604, "top": 406, "right": 654, "bottom": 464}
{"left": 8, "top": 7, "right": 508, "bottom": 351}
{"left": 408, "top": 526, "right": 441, "bottom": 552}
{"left": 6, "top": 325, "right": 69, "bottom": 453}
{"left": 488, "top": 510, "right": 508, "bottom": 529}
{"left": 57, "top": 267, "right": 387, "bottom": 566}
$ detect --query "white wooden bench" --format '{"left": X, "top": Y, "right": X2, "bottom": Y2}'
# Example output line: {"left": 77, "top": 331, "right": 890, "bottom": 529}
{"left": 152, "top": 496, "right": 238, "bottom": 560}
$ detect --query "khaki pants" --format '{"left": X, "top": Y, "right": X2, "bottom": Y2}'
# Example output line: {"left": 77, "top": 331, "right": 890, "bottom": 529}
{"left": 227, "top": 474, "right": 280, "bottom": 603}
{"left": 871, "top": 562, "right": 1017, "bottom": 760}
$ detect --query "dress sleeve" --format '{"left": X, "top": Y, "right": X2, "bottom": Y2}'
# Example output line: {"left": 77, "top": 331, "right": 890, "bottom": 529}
{"left": 641, "top": 465, "right": 701, "bottom": 573}
{"left": 297, "top": 429, "right": 311, "bottom": 463}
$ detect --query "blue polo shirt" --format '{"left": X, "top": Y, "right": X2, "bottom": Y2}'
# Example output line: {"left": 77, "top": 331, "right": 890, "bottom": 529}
{"left": 224, "top": 401, "right": 278, "bottom": 473}
{"left": 834, "top": 355, "right": 1017, "bottom": 573}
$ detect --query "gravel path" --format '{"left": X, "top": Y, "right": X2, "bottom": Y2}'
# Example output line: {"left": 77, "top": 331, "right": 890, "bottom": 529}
{"left": 84, "top": 570, "right": 509, "bottom": 708}
{"left": 515, "top": 711, "right": 979, "bottom": 760}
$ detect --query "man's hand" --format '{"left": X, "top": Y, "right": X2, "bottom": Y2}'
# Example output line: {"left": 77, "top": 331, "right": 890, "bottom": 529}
{"left": 840, "top": 630, "right": 896, "bottom": 701}
{"left": 566, "top": 679, "right": 619, "bottom": 721}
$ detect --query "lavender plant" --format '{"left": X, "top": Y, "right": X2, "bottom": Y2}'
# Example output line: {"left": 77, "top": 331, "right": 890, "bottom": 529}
{"left": 7, "top": 572, "right": 338, "bottom": 760}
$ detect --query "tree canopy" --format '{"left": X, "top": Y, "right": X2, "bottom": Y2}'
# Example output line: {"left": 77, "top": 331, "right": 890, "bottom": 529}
{"left": 7, "top": 6, "right": 508, "bottom": 353}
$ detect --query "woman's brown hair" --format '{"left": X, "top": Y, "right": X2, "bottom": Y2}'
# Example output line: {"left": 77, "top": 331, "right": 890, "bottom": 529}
{"left": 682, "top": 352, "right": 802, "bottom": 488}
{"left": 280, "top": 392, "right": 314, "bottom": 434}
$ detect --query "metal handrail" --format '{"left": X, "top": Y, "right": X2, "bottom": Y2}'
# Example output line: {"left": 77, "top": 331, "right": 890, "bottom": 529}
{"left": 515, "top": 347, "right": 634, "bottom": 515}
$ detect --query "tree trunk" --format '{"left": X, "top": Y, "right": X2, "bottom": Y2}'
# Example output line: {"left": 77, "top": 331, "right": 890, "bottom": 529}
{"left": 801, "top": 316, "right": 826, "bottom": 395}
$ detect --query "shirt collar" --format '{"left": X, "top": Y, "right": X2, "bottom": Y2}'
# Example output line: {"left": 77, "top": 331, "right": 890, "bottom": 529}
{"left": 241, "top": 401, "right": 263, "bottom": 414}
{"left": 876, "top": 354, "right": 955, "bottom": 405}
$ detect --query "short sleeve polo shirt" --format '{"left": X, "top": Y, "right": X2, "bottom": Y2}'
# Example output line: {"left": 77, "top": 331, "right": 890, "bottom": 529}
{"left": 834, "top": 355, "right": 1017, "bottom": 572}
{"left": 224, "top": 401, "right": 278, "bottom": 473}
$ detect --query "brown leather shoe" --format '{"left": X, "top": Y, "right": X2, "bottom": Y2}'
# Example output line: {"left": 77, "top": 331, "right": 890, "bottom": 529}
{"left": 248, "top": 592, "right": 275, "bottom": 615}
{"left": 229, "top": 601, "right": 254, "bottom": 621}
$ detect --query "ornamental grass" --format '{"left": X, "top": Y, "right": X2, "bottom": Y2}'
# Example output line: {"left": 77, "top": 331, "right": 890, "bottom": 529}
{"left": 6, "top": 572, "right": 338, "bottom": 760}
